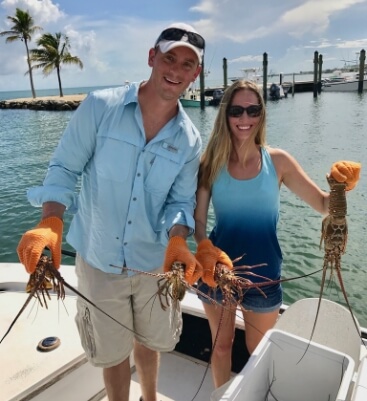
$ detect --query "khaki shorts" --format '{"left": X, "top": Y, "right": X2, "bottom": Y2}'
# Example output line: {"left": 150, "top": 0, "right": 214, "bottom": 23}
{"left": 74, "top": 254, "right": 182, "bottom": 368}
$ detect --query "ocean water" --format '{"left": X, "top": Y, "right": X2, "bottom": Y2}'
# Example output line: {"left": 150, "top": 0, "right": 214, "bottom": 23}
{"left": 1, "top": 87, "right": 367, "bottom": 326}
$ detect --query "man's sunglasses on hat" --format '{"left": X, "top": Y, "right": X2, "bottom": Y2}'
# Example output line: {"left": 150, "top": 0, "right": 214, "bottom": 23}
{"left": 155, "top": 28, "right": 205, "bottom": 50}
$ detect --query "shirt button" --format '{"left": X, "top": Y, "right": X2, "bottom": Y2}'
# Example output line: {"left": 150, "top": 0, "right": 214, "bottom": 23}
{"left": 133, "top": 197, "right": 137, "bottom": 201}
{"left": 128, "top": 221, "right": 132, "bottom": 224}
{"left": 137, "top": 173, "right": 141, "bottom": 177}
{"left": 124, "top": 242, "right": 127, "bottom": 245}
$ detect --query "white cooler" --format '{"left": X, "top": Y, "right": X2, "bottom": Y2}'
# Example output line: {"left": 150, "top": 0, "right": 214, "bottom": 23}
{"left": 211, "top": 329, "right": 354, "bottom": 401}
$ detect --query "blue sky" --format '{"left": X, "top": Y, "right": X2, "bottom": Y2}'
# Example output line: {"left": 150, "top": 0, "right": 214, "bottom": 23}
{"left": 0, "top": 0, "right": 367, "bottom": 91}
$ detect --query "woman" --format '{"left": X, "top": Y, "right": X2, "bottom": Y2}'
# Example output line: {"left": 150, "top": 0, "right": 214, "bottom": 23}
{"left": 194, "top": 80, "right": 359, "bottom": 388}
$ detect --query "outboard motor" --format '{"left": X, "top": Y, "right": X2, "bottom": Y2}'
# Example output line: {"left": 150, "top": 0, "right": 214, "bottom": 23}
{"left": 209, "top": 89, "right": 224, "bottom": 106}
{"left": 269, "top": 83, "right": 281, "bottom": 100}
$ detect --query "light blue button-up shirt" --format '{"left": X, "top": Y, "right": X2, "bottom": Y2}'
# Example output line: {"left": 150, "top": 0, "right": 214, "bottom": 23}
{"left": 28, "top": 82, "right": 202, "bottom": 274}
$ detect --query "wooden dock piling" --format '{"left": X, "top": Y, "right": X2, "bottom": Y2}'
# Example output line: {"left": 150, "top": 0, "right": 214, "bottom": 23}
{"left": 200, "top": 58, "right": 205, "bottom": 110}
{"left": 223, "top": 57, "right": 228, "bottom": 89}
{"left": 358, "top": 49, "right": 366, "bottom": 94}
{"left": 313, "top": 51, "right": 318, "bottom": 98}
{"left": 318, "top": 54, "right": 323, "bottom": 93}
{"left": 263, "top": 53, "right": 268, "bottom": 102}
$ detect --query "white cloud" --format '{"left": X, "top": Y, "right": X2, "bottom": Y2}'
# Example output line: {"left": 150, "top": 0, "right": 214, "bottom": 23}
{"left": 228, "top": 55, "right": 264, "bottom": 64}
{"left": 0, "top": 0, "right": 366, "bottom": 90}
{"left": 336, "top": 38, "right": 367, "bottom": 49}
{"left": 277, "top": 0, "right": 366, "bottom": 38}
{"left": 1, "top": 0, "right": 64, "bottom": 24}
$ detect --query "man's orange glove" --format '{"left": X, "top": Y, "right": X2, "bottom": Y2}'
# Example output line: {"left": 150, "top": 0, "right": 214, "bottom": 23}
{"left": 330, "top": 161, "right": 361, "bottom": 191}
{"left": 195, "top": 239, "right": 233, "bottom": 288}
{"left": 163, "top": 236, "right": 202, "bottom": 285}
{"left": 17, "top": 216, "right": 63, "bottom": 274}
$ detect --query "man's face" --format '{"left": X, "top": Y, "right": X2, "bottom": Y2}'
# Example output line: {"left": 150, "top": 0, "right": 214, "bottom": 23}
{"left": 149, "top": 46, "right": 202, "bottom": 101}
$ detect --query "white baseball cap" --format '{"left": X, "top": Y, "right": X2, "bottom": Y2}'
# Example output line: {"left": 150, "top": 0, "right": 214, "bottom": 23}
{"left": 155, "top": 22, "right": 205, "bottom": 64}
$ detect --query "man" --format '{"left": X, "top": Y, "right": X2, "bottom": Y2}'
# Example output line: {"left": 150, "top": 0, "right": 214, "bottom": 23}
{"left": 17, "top": 22, "right": 205, "bottom": 401}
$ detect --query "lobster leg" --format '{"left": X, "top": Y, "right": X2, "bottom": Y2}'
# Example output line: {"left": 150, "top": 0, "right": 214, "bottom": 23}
{"left": 0, "top": 256, "right": 146, "bottom": 345}
{"left": 299, "top": 175, "right": 364, "bottom": 362}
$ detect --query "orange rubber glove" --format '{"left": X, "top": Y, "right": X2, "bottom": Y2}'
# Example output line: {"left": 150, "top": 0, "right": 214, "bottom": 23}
{"left": 17, "top": 216, "right": 63, "bottom": 274}
{"left": 195, "top": 239, "right": 233, "bottom": 288}
{"left": 163, "top": 236, "right": 202, "bottom": 285}
{"left": 330, "top": 161, "right": 361, "bottom": 191}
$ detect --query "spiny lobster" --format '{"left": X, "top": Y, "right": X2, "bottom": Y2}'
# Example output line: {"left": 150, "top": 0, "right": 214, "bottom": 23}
{"left": 0, "top": 255, "right": 140, "bottom": 344}
{"left": 304, "top": 175, "right": 362, "bottom": 354}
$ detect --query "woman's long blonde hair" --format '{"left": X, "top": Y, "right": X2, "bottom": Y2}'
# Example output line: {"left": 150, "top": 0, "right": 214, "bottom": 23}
{"left": 199, "top": 80, "right": 267, "bottom": 189}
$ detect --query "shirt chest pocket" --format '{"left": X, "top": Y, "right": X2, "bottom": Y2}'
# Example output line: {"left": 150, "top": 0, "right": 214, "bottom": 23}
{"left": 144, "top": 148, "right": 182, "bottom": 197}
{"left": 94, "top": 135, "right": 133, "bottom": 183}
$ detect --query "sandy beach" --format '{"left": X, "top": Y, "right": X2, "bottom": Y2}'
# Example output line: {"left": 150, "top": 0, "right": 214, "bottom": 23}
{"left": 6, "top": 94, "right": 87, "bottom": 102}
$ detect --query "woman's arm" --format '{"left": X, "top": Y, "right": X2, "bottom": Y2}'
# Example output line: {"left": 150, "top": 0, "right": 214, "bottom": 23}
{"left": 269, "top": 147, "right": 330, "bottom": 215}
{"left": 194, "top": 186, "right": 211, "bottom": 243}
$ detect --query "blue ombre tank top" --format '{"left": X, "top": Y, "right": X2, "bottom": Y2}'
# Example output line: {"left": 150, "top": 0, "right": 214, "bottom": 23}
{"left": 209, "top": 147, "right": 283, "bottom": 282}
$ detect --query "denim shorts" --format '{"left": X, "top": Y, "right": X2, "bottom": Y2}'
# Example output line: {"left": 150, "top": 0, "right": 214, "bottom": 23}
{"left": 197, "top": 280, "right": 283, "bottom": 313}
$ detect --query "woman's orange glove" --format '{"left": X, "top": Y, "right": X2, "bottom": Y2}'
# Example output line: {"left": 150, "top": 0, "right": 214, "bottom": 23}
{"left": 163, "top": 236, "right": 202, "bottom": 285}
{"left": 195, "top": 239, "right": 233, "bottom": 288}
{"left": 330, "top": 161, "right": 361, "bottom": 191}
{"left": 17, "top": 216, "right": 63, "bottom": 274}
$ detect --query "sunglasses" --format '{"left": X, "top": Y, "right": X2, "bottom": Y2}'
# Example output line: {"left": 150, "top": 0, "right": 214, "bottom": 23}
{"left": 227, "top": 104, "right": 262, "bottom": 118}
{"left": 155, "top": 28, "right": 205, "bottom": 50}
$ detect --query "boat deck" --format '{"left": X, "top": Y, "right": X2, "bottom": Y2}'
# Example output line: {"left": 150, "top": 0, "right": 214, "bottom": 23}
{"left": 99, "top": 352, "right": 214, "bottom": 401}
{"left": 0, "top": 264, "right": 217, "bottom": 401}
{"left": 2, "top": 263, "right": 367, "bottom": 401}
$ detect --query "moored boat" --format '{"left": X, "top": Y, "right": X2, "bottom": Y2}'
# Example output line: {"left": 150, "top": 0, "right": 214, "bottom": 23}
{"left": 179, "top": 89, "right": 210, "bottom": 107}
{"left": 322, "top": 71, "right": 367, "bottom": 92}
{"left": 230, "top": 68, "right": 288, "bottom": 100}
{"left": 179, "top": 97, "right": 209, "bottom": 107}
{"left": 322, "top": 78, "right": 367, "bottom": 92}
{"left": 230, "top": 78, "right": 288, "bottom": 100}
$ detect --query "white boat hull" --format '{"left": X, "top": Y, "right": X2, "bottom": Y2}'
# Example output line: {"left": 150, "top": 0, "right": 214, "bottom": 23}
{"left": 322, "top": 79, "right": 367, "bottom": 92}
{"left": 179, "top": 88, "right": 210, "bottom": 107}
{"left": 179, "top": 98, "right": 209, "bottom": 107}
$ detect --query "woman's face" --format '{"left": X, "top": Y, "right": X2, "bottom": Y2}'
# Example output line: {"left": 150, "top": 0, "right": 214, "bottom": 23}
{"left": 227, "top": 89, "right": 262, "bottom": 144}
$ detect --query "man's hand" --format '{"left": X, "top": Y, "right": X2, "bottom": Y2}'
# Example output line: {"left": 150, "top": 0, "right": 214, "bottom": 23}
{"left": 163, "top": 236, "right": 202, "bottom": 285}
{"left": 17, "top": 216, "right": 63, "bottom": 273}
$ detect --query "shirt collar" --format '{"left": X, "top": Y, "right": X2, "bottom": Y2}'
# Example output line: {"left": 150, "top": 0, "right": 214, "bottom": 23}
{"left": 125, "top": 81, "right": 193, "bottom": 131}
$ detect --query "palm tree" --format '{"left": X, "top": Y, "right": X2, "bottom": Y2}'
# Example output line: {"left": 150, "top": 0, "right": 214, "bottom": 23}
{"left": 0, "top": 8, "right": 42, "bottom": 98}
{"left": 30, "top": 32, "right": 83, "bottom": 97}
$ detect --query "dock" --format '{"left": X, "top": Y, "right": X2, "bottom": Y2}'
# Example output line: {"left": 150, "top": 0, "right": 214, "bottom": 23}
{"left": 205, "top": 80, "right": 316, "bottom": 97}
{"left": 285, "top": 80, "right": 315, "bottom": 93}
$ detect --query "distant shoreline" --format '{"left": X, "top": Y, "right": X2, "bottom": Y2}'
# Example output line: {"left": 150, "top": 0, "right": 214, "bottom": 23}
{"left": 0, "top": 94, "right": 88, "bottom": 110}
{"left": 4, "top": 94, "right": 87, "bottom": 102}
